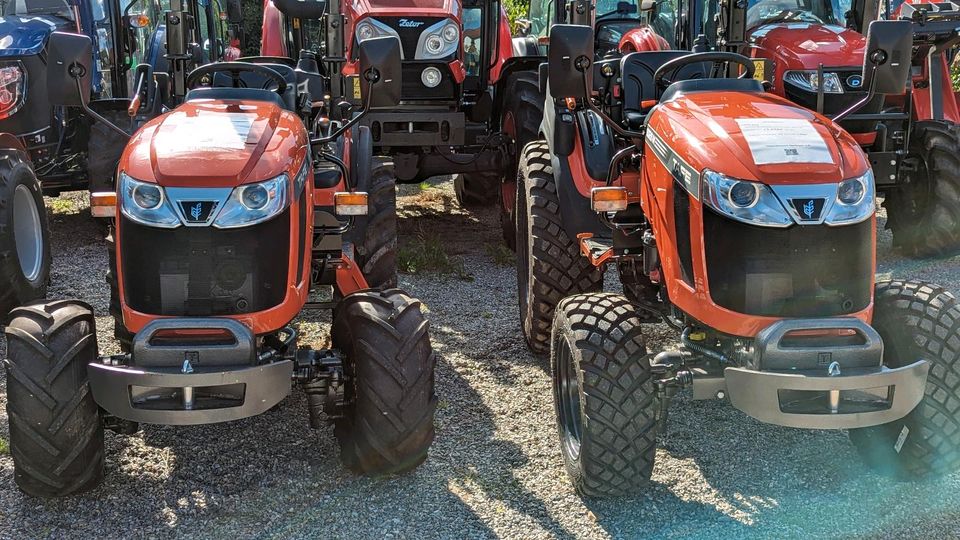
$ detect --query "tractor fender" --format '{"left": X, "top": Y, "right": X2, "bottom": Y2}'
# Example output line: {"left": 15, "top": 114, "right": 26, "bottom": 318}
{"left": 491, "top": 56, "right": 544, "bottom": 130}
{"left": 0, "top": 134, "right": 29, "bottom": 158}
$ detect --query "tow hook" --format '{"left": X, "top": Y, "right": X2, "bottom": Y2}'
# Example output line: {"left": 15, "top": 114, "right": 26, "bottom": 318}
{"left": 650, "top": 350, "right": 694, "bottom": 430}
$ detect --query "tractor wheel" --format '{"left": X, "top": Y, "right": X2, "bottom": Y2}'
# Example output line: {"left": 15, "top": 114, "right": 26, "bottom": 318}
{"left": 454, "top": 172, "right": 499, "bottom": 208}
{"left": 500, "top": 71, "right": 544, "bottom": 251}
{"left": 0, "top": 149, "right": 51, "bottom": 317}
{"left": 86, "top": 110, "right": 128, "bottom": 195}
{"left": 884, "top": 121, "right": 960, "bottom": 258}
{"left": 105, "top": 232, "right": 132, "bottom": 351}
{"left": 332, "top": 289, "right": 436, "bottom": 475}
{"left": 4, "top": 300, "right": 105, "bottom": 497}
{"left": 516, "top": 141, "right": 603, "bottom": 354}
{"left": 552, "top": 293, "right": 659, "bottom": 498}
{"left": 343, "top": 157, "right": 397, "bottom": 289}
{"left": 848, "top": 280, "right": 960, "bottom": 479}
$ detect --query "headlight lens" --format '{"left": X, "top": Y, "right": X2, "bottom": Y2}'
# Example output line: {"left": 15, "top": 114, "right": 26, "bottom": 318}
{"left": 825, "top": 170, "right": 875, "bottom": 225}
{"left": 0, "top": 62, "right": 26, "bottom": 119}
{"left": 356, "top": 21, "right": 376, "bottom": 41}
{"left": 119, "top": 172, "right": 180, "bottom": 228}
{"left": 355, "top": 18, "right": 401, "bottom": 52}
{"left": 421, "top": 67, "right": 442, "bottom": 88}
{"left": 783, "top": 70, "right": 844, "bottom": 94}
{"left": 416, "top": 18, "right": 459, "bottom": 59}
{"left": 213, "top": 174, "right": 289, "bottom": 229}
{"left": 701, "top": 170, "right": 792, "bottom": 228}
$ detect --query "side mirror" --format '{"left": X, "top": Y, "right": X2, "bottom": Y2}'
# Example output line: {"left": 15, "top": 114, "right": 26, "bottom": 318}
{"left": 862, "top": 20, "right": 912, "bottom": 95}
{"left": 225, "top": 0, "right": 243, "bottom": 24}
{"left": 272, "top": 0, "right": 327, "bottom": 19}
{"left": 357, "top": 36, "right": 402, "bottom": 108}
{"left": 548, "top": 25, "right": 594, "bottom": 99}
{"left": 47, "top": 32, "right": 93, "bottom": 107}
{"left": 640, "top": 0, "right": 657, "bottom": 11}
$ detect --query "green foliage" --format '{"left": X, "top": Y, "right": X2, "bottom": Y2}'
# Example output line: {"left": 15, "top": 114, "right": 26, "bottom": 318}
{"left": 952, "top": 56, "right": 959, "bottom": 91}
{"left": 503, "top": 0, "right": 530, "bottom": 31}
{"left": 241, "top": 0, "right": 262, "bottom": 56}
{"left": 0, "top": 437, "right": 8, "bottom": 455}
{"left": 484, "top": 242, "right": 513, "bottom": 267}
{"left": 398, "top": 228, "right": 473, "bottom": 281}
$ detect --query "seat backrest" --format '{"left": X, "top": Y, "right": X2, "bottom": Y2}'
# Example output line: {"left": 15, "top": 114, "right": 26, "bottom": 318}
{"left": 210, "top": 63, "right": 298, "bottom": 110}
{"left": 619, "top": 51, "right": 712, "bottom": 117}
{"left": 660, "top": 78, "right": 765, "bottom": 103}
{"left": 184, "top": 87, "right": 287, "bottom": 109}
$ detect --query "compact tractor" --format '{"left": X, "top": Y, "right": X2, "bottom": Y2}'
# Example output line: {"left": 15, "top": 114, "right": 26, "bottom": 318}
{"left": 3, "top": 0, "right": 437, "bottom": 498}
{"left": 260, "top": 0, "right": 549, "bottom": 247}
{"left": 517, "top": 20, "right": 960, "bottom": 497}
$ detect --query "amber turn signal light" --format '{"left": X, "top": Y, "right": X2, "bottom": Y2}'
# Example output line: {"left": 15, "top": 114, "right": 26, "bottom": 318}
{"left": 590, "top": 186, "right": 628, "bottom": 213}
{"left": 334, "top": 191, "right": 369, "bottom": 216}
{"left": 90, "top": 191, "right": 117, "bottom": 218}
{"left": 130, "top": 14, "right": 150, "bottom": 28}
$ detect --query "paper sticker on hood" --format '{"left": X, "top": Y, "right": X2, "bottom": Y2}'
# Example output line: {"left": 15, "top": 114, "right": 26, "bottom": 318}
{"left": 165, "top": 113, "right": 255, "bottom": 154}
{"left": 736, "top": 118, "right": 834, "bottom": 165}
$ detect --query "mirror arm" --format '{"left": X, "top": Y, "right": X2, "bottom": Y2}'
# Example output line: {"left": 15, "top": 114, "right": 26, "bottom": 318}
{"left": 832, "top": 65, "right": 878, "bottom": 123}
{"left": 579, "top": 68, "right": 644, "bottom": 140}
{"left": 76, "top": 79, "right": 130, "bottom": 138}
{"left": 311, "top": 86, "right": 373, "bottom": 145}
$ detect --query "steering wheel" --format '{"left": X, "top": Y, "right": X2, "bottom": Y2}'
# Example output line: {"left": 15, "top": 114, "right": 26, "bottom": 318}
{"left": 185, "top": 62, "right": 288, "bottom": 95}
{"left": 653, "top": 52, "right": 756, "bottom": 91}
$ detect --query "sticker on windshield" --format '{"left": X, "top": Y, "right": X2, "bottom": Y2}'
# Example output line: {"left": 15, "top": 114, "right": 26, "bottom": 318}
{"left": 736, "top": 118, "right": 833, "bottom": 165}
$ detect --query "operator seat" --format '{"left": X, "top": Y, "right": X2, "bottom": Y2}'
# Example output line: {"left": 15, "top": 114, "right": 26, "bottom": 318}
{"left": 619, "top": 51, "right": 710, "bottom": 129}
{"left": 184, "top": 62, "right": 299, "bottom": 111}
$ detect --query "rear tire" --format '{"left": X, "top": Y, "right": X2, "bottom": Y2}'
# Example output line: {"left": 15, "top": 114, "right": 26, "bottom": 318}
{"left": 884, "top": 121, "right": 960, "bottom": 258}
{"left": 848, "top": 280, "right": 960, "bottom": 479}
{"left": 343, "top": 158, "right": 397, "bottom": 289}
{"left": 0, "top": 149, "right": 51, "bottom": 317}
{"left": 552, "top": 293, "right": 659, "bottom": 498}
{"left": 4, "top": 300, "right": 105, "bottom": 497}
{"left": 454, "top": 172, "right": 499, "bottom": 207}
{"left": 500, "top": 71, "right": 544, "bottom": 250}
{"left": 332, "top": 289, "right": 436, "bottom": 475}
{"left": 516, "top": 141, "right": 603, "bottom": 354}
{"left": 86, "top": 110, "right": 128, "bottom": 194}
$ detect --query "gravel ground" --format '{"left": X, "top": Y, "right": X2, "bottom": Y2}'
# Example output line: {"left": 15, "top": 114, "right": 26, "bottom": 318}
{"left": 2, "top": 182, "right": 960, "bottom": 539}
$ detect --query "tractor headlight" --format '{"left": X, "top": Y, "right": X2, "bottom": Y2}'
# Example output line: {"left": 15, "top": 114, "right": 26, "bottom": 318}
{"left": 213, "top": 174, "right": 289, "bottom": 229}
{"left": 824, "top": 170, "right": 875, "bottom": 225}
{"left": 0, "top": 62, "right": 26, "bottom": 119}
{"left": 701, "top": 170, "right": 792, "bottom": 228}
{"left": 355, "top": 18, "right": 401, "bottom": 52}
{"left": 119, "top": 172, "right": 180, "bottom": 228}
{"left": 784, "top": 70, "right": 844, "bottom": 94}
{"left": 416, "top": 19, "right": 459, "bottom": 59}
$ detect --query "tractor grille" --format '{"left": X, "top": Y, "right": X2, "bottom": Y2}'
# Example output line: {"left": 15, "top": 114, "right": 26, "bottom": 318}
{"left": 376, "top": 16, "right": 447, "bottom": 59}
{"left": 402, "top": 62, "right": 457, "bottom": 100}
{"left": 703, "top": 209, "right": 872, "bottom": 318}
{"left": 120, "top": 212, "right": 289, "bottom": 316}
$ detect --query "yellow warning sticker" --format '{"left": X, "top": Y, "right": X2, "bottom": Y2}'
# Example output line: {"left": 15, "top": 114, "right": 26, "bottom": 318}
{"left": 352, "top": 77, "right": 362, "bottom": 100}
{"left": 753, "top": 59, "right": 765, "bottom": 81}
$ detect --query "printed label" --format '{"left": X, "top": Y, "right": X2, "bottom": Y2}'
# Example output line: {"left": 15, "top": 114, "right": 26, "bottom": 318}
{"left": 736, "top": 118, "right": 834, "bottom": 165}
{"left": 894, "top": 425, "right": 909, "bottom": 454}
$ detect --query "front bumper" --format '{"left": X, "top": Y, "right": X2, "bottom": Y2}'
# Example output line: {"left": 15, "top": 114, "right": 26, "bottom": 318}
{"left": 88, "top": 318, "right": 292, "bottom": 425}
{"left": 362, "top": 111, "right": 465, "bottom": 146}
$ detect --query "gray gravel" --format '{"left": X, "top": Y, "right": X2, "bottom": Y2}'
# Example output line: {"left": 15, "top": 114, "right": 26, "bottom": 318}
{"left": 2, "top": 184, "right": 960, "bottom": 539}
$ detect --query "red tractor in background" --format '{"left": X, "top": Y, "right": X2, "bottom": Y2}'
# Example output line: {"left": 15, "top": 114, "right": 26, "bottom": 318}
{"left": 260, "top": 0, "right": 547, "bottom": 247}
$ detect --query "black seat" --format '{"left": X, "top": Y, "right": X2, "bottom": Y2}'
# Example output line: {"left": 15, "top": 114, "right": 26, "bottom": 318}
{"left": 660, "top": 78, "right": 765, "bottom": 103}
{"left": 619, "top": 51, "right": 711, "bottom": 129}
{"left": 196, "top": 63, "right": 298, "bottom": 110}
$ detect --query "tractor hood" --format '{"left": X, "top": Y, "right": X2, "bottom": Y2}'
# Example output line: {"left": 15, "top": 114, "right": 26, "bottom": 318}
{"left": 347, "top": 0, "right": 461, "bottom": 19}
{"left": 121, "top": 100, "right": 308, "bottom": 188}
{"left": 748, "top": 23, "right": 865, "bottom": 69}
{"left": 646, "top": 90, "right": 868, "bottom": 185}
{"left": 0, "top": 15, "right": 72, "bottom": 57}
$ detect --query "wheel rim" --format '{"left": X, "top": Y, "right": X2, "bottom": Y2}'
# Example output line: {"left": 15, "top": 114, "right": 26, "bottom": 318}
{"left": 556, "top": 335, "right": 583, "bottom": 460}
{"left": 13, "top": 184, "right": 43, "bottom": 282}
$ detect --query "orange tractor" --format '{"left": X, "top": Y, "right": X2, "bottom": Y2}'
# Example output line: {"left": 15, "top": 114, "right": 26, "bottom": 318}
{"left": 3, "top": 0, "right": 436, "bottom": 498}
{"left": 518, "top": 21, "right": 960, "bottom": 496}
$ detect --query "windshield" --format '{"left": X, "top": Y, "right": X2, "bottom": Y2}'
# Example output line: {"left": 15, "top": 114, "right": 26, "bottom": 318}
{"left": 747, "top": 0, "right": 849, "bottom": 28}
{"left": 0, "top": 0, "right": 73, "bottom": 16}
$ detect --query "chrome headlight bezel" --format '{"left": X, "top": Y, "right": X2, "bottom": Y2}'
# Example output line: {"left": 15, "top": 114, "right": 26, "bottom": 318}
{"left": 355, "top": 18, "right": 403, "bottom": 57}
{"left": 416, "top": 18, "right": 459, "bottom": 60}
{"left": 824, "top": 170, "right": 875, "bottom": 226}
{"left": 213, "top": 174, "right": 290, "bottom": 229}
{"left": 701, "top": 170, "right": 793, "bottom": 228}
{"left": 783, "top": 70, "right": 844, "bottom": 94}
{"left": 0, "top": 61, "right": 27, "bottom": 119}
{"left": 119, "top": 172, "right": 181, "bottom": 228}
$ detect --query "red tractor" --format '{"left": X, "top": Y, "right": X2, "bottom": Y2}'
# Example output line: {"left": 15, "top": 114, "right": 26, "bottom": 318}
{"left": 519, "top": 20, "right": 960, "bottom": 497}
{"left": 3, "top": 0, "right": 436, "bottom": 498}
{"left": 260, "top": 0, "right": 547, "bottom": 247}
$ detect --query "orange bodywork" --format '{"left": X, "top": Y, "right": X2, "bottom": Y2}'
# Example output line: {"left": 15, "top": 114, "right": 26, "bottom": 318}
{"left": 114, "top": 97, "right": 361, "bottom": 335}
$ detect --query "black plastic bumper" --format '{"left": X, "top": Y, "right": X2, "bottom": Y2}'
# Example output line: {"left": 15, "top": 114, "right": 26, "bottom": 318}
{"left": 362, "top": 111, "right": 465, "bottom": 146}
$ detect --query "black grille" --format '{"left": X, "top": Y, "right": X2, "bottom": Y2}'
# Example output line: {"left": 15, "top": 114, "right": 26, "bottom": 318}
{"left": 783, "top": 73, "right": 885, "bottom": 135}
{"left": 120, "top": 212, "right": 289, "bottom": 316}
{"left": 401, "top": 62, "right": 457, "bottom": 100}
{"left": 376, "top": 16, "right": 447, "bottom": 59}
{"left": 703, "top": 209, "right": 872, "bottom": 318}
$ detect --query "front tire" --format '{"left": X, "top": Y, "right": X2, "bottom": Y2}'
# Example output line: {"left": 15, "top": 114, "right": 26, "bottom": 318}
{"left": 0, "top": 149, "right": 51, "bottom": 316}
{"left": 884, "top": 121, "right": 960, "bottom": 258}
{"left": 516, "top": 141, "right": 603, "bottom": 354}
{"left": 500, "top": 71, "right": 544, "bottom": 250}
{"left": 552, "top": 293, "right": 659, "bottom": 498}
{"left": 848, "top": 280, "right": 960, "bottom": 479}
{"left": 4, "top": 300, "right": 105, "bottom": 497}
{"left": 332, "top": 289, "right": 437, "bottom": 475}
{"left": 343, "top": 157, "right": 397, "bottom": 289}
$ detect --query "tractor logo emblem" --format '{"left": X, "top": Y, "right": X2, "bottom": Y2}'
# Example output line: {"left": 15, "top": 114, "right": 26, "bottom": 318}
{"left": 803, "top": 200, "right": 816, "bottom": 219}
{"left": 789, "top": 198, "right": 825, "bottom": 222}
{"left": 190, "top": 203, "right": 203, "bottom": 221}
{"left": 178, "top": 200, "right": 218, "bottom": 224}
{"left": 398, "top": 19, "right": 425, "bottom": 28}
{"left": 847, "top": 75, "right": 863, "bottom": 88}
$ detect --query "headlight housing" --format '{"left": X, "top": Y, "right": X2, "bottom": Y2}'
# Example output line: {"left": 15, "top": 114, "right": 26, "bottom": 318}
{"left": 213, "top": 174, "right": 289, "bottom": 229}
{"left": 824, "top": 170, "right": 875, "bottom": 225}
{"left": 783, "top": 70, "right": 844, "bottom": 94}
{"left": 119, "top": 172, "right": 180, "bottom": 228}
{"left": 0, "top": 62, "right": 26, "bottom": 119}
{"left": 416, "top": 19, "right": 459, "bottom": 59}
{"left": 701, "top": 170, "right": 793, "bottom": 228}
{"left": 355, "top": 18, "right": 403, "bottom": 56}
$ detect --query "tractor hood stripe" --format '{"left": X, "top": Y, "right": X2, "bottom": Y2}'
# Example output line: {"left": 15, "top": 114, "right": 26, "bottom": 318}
{"left": 645, "top": 128, "right": 701, "bottom": 199}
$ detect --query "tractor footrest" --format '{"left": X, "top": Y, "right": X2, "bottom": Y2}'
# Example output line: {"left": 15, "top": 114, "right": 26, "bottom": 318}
{"left": 577, "top": 234, "right": 614, "bottom": 266}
